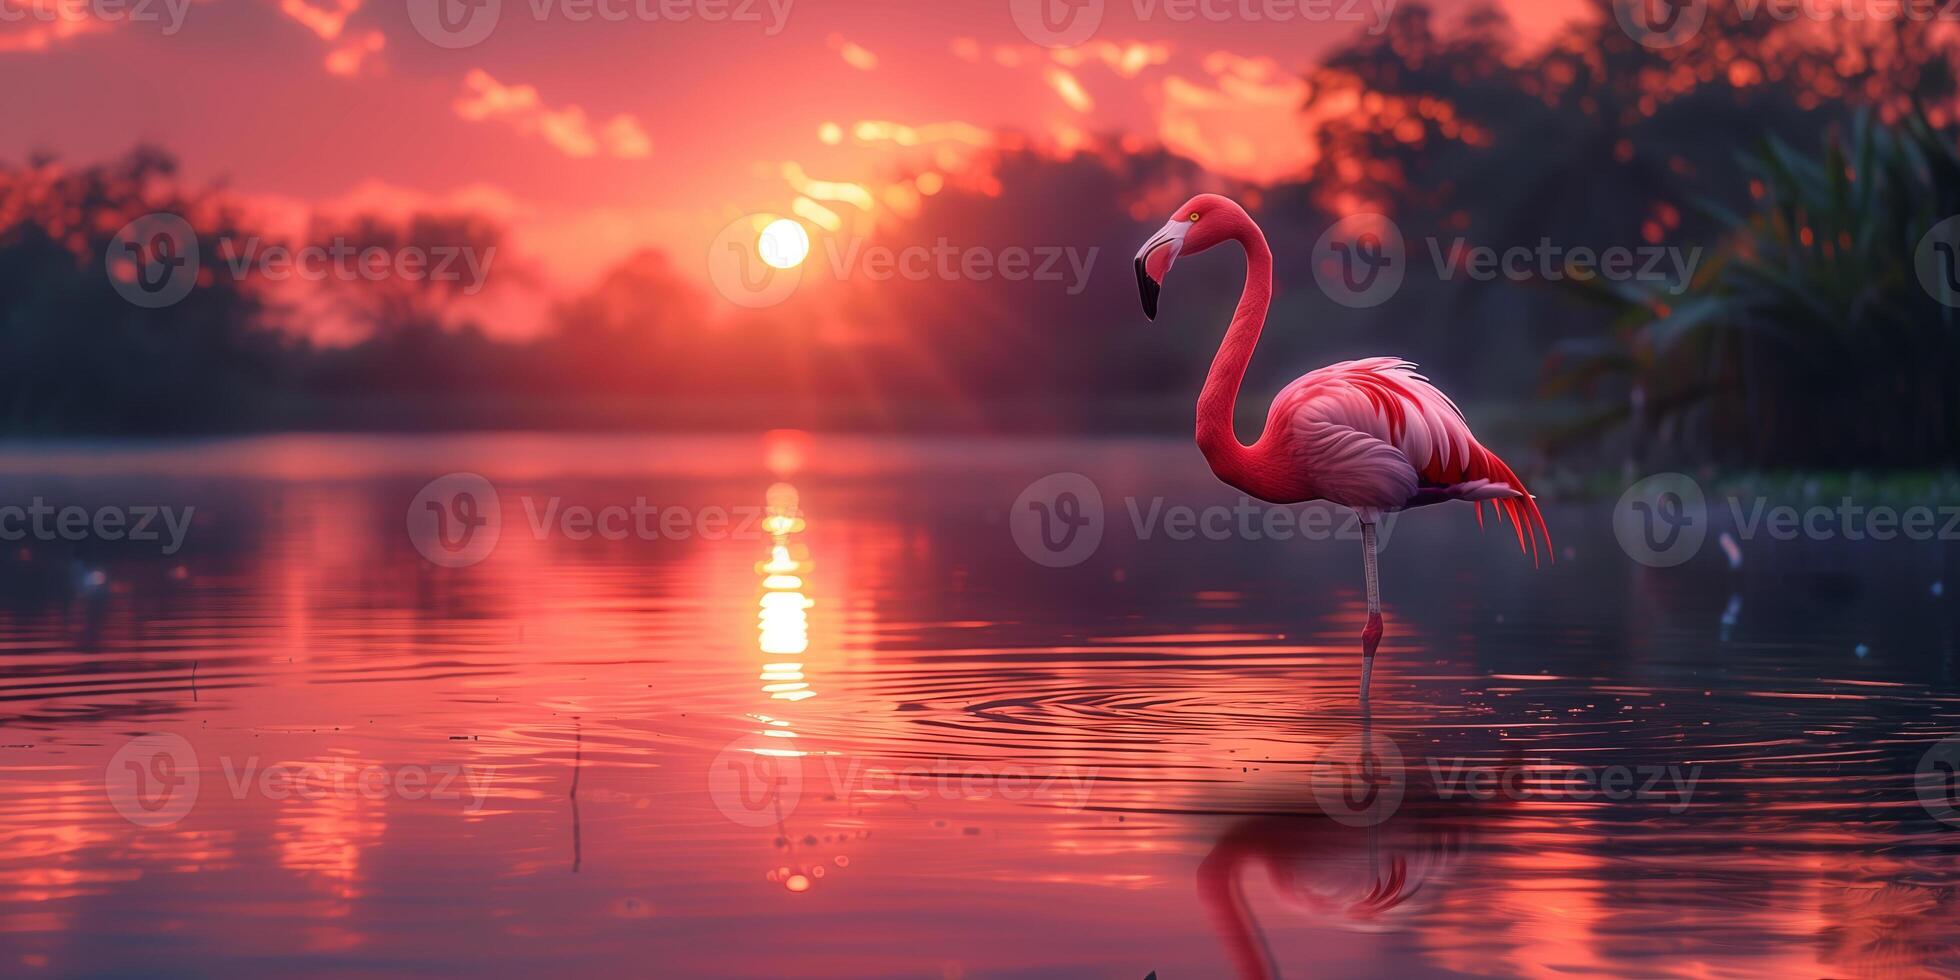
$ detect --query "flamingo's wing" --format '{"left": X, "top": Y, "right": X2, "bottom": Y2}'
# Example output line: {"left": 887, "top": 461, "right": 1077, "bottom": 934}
{"left": 1274, "top": 357, "right": 1552, "bottom": 562}
{"left": 1284, "top": 420, "right": 1417, "bottom": 516}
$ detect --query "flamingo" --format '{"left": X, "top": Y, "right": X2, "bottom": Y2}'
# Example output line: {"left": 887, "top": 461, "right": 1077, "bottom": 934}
{"left": 1199, "top": 816, "right": 1467, "bottom": 978}
{"left": 1134, "top": 194, "right": 1551, "bottom": 699}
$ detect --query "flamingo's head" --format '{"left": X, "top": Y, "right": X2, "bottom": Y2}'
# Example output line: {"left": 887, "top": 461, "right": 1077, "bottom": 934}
{"left": 1135, "top": 193, "right": 1246, "bottom": 320}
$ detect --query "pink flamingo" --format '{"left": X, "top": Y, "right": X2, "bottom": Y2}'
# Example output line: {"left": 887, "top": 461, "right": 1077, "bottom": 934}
{"left": 1199, "top": 816, "right": 1467, "bottom": 978}
{"left": 1135, "top": 194, "right": 1551, "bottom": 698}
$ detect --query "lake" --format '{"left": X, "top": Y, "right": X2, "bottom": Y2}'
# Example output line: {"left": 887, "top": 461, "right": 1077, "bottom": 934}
{"left": 0, "top": 434, "right": 1956, "bottom": 977}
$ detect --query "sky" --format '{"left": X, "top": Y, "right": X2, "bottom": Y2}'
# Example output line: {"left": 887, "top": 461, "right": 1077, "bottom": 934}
{"left": 0, "top": 0, "right": 1592, "bottom": 333}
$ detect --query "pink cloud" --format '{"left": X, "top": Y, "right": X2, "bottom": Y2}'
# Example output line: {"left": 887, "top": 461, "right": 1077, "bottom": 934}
{"left": 1158, "top": 54, "right": 1316, "bottom": 185}
{"left": 827, "top": 33, "right": 878, "bottom": 71}
{"left": 453, "top": 70, "right": 653, "bottom": 160}
{"left": 272, "top": 0, "right": 387, "bottom": 77}
{"left": 322, "top": 29, "right": 383, "bottom": 77}
{"left": 0, "top": 0, "right": 121, "bottom": 52}
{"left": 277, "top": 0, "right": 359, "bottom": 40}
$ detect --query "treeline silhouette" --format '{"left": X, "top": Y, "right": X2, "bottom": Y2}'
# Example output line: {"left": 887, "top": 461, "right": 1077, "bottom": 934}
{"left": 2, "top": 0, "right": 1955, "bottom": 467}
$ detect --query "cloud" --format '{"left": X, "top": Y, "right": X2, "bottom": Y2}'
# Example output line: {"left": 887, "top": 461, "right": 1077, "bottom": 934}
{"left": 949, "top": 34, "right": 1312, "bottom": 185}
{"left": 322, "top": 30, "right": 383, "bottom": 76}
{"left": 0, "top": 0, "right": 121, "bottom": 52}
{"left": 274, "top": 0, "right": 386, "bottom": 77}
{"left": 1046, "top": 67, "right": 1093, "bottom": 112}
{"left": 277, "top": 0, "right": 359, "bottom": 40}
{"left": 827, "top": 33, "right": 877, "bottom": 71}
{"left": 453, "top": 70, "right": 653, "bottom": 160}
{"left": 1158, "top": 55, "right": 1314, "bottom": 185}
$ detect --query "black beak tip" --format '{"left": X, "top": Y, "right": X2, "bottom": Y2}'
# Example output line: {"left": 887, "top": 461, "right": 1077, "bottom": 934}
{"left": 1136, "top": 258, "right": 1159, "bottom": 321}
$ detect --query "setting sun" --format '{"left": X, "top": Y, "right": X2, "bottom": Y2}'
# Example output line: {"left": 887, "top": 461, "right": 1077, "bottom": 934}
{"left": 758, "top": 218, "right": 810, "bottom": 270}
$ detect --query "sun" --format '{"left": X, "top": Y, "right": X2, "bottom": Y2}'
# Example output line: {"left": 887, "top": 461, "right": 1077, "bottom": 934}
{"left": 757, "top": 218, "right": 810, "bottom": 270}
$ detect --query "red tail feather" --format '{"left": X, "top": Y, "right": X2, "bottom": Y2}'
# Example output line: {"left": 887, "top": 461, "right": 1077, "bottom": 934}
{"left": 1469, "top": 447, "right": 1552, "bottom": 566}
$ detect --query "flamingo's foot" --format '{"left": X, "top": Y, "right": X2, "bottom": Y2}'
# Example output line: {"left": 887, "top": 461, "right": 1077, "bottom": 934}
{"left": 1361, "top": 611, "right": 1383, "bottom": 658}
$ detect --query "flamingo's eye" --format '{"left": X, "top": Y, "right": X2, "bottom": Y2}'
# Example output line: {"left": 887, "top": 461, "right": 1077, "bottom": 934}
{"left": 1189, "top": 212, "right": 1202, "bottom": 221}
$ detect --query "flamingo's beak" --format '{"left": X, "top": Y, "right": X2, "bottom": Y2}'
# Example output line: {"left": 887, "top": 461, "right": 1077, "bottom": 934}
{"left": 1135, "top": 219, "right": 1187, "bottom": 321}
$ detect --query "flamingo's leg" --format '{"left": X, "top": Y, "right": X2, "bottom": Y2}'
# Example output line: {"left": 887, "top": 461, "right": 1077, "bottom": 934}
{"left": 1360, "top": 520, "right": 1383, "bottom": 702}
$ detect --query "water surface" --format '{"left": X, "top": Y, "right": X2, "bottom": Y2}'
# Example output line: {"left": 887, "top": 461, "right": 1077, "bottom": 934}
{"left": 1, "top": 435, "right": 1956, "bottom": 978}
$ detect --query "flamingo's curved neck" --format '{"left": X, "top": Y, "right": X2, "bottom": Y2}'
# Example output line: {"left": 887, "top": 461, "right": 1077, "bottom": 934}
{"left": 1198, "top": 839, "right": 1281, "bottom": 980}
{"left": 1196, "top": 219, "right": 1274, "bottom": 483}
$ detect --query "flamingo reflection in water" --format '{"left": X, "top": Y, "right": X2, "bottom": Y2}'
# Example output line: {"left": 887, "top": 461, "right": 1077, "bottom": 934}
{"left": 1197, "top": 683, "right": 1502, "bottom": 979}
{"left": 1200, "top": 812, "right": 1468, "bottom": 979}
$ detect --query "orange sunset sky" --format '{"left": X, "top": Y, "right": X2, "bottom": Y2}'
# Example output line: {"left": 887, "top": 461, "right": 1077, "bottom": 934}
{"left": 2, "top": 0, "right": 1594, "bottom": 336}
